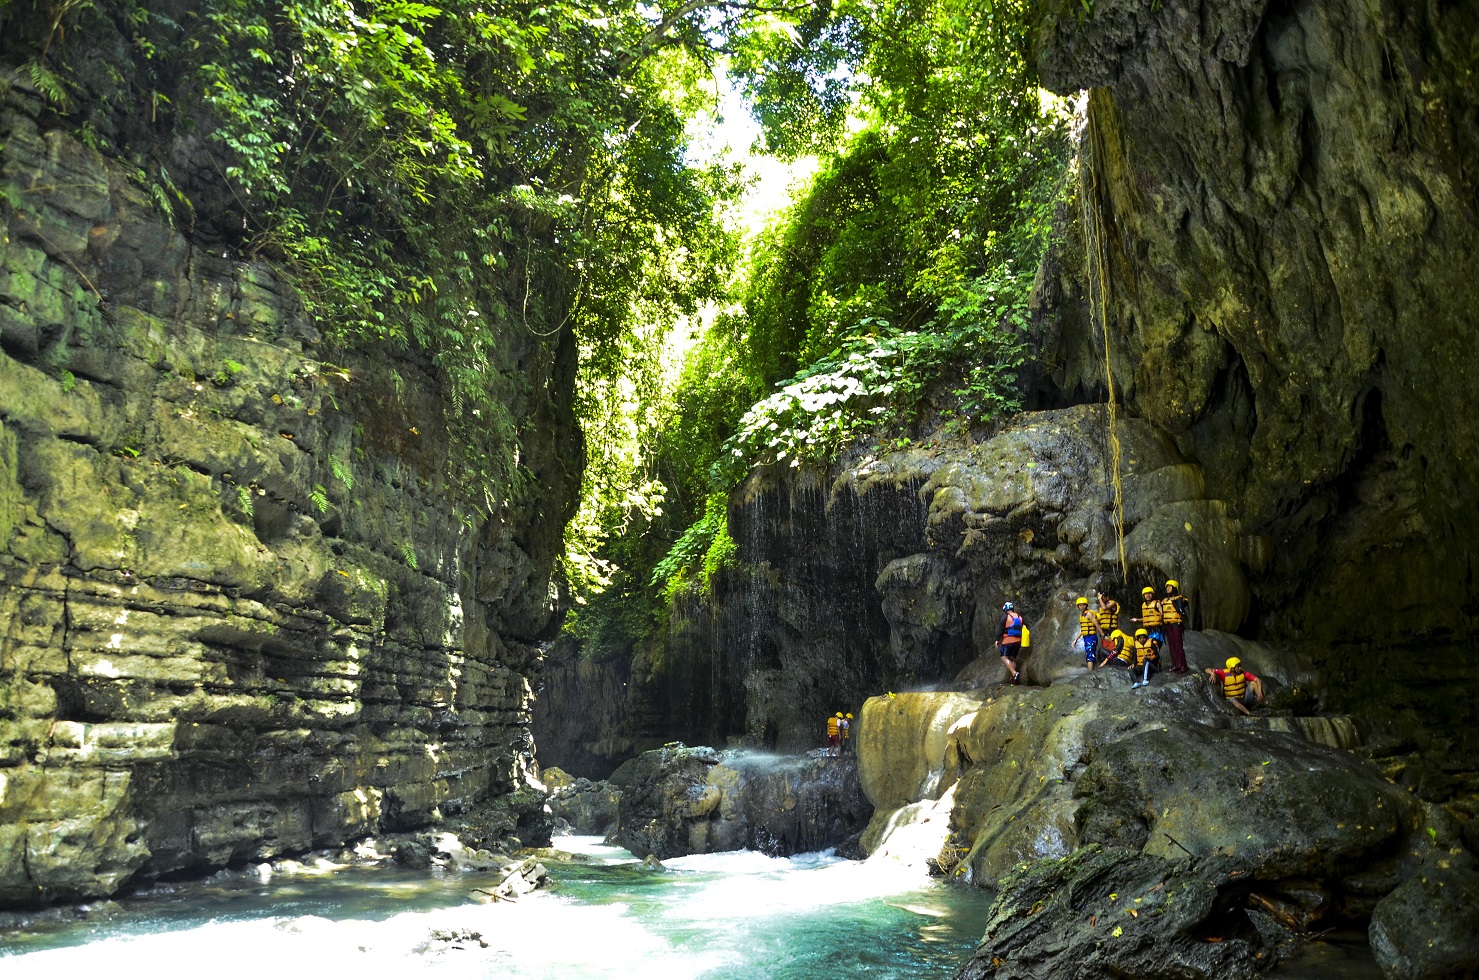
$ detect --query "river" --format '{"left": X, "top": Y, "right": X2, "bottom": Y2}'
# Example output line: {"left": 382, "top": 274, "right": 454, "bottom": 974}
{"left": 0, "top": 835, "right": 1383, "bottom": 979}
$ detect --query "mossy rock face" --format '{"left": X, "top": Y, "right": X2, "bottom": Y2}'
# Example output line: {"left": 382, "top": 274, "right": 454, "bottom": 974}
{"left": 1028, "top": 0, "right": 1479, "bottom": 671}
{"left": 0, "top": 89, "right": 578, "bottom": 906}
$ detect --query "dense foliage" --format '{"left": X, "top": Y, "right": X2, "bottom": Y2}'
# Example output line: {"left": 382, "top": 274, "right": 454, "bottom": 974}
{"left": 1, "top": 0, "right": 1068, "bottom": 665}
{"left": 567, "top": 0, "right": 1071, "bottom": 659}
{"left": 2, "top": 0, "right": 755, "bottom": 513}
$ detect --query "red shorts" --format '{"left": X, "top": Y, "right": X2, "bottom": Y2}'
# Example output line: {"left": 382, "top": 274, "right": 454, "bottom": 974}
{"left": 828, "top": 734, "right": 840, "bottom": 746}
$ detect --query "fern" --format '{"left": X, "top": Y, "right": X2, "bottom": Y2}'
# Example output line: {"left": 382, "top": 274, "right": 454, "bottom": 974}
{"left": 329, "top": 453, "right": 354, "bottom": 490}
{"left": 400, "top": 542, "right": 419, "bottom": 570}
{"left": 309, "top": 484, "right": 329, "bottom": 513}
{"left": 237, "top": 485, "right": 254, "bottom": 518}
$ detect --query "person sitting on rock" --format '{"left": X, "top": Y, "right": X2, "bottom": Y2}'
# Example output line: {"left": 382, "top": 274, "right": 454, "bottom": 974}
{"left": 1205, "top": 657, "right": 1264, "bottom": 715}
{"left": 1132, "top": 586, "right": 1164, "bottom": 644}
{"left": 827, "top": 712, "right": 842, "bottom": 757}
{"left": 997, "top": 601, "right": 1025, "bottom": 685}
{"left": 1162, "top": 579, "right": 1190, "bottom": 673}
{"left": 1096, "top": 591, "right": 1125, "bottom": 663}
{"left": 1131, "top": 628, "right": 1161, "bottom": 689}
{"left": 1077, "top": 596, "right": 1104, "bottom": 670}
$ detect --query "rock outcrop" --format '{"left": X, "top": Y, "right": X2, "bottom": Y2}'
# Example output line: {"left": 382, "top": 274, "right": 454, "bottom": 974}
{"left": 0, "top": 87, "right": 578, "bottom": 905}
{"left": 610, "top": 744, "right": 871, "bottom": 860}
{"left": 849, "top": 665, "right": 1468, "bottom": 978}
{"left": 1028, "top": 0, "right": 1479, "bottom": 662}
{"left": 567, "top": 404, "right": 1262, "bottom": 756}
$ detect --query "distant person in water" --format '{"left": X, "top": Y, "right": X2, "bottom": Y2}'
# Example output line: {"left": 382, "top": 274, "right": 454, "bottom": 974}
{"left": 1130, "top": 628, "right": 1161, "bottom": 689}
{"left": 826, "top": 712, "right": 842, "bottom": 757}
{"left": 841, "top": 713, "right": 854, "bottom": 754}
{"left": 1162, "top": 579, "right": 1190, "bottom": 673}
{"left": 1077, "top": 596, "right": 1104, "bottom": 670}
{"left": 997, "top": 601, "right": 1025, "bottom": 685}
{"left": 1206, "top": 657, "right": 1264, "bottom": 715}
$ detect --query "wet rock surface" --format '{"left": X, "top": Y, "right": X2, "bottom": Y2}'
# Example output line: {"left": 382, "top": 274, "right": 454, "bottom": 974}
{"left": 0, "top": 88, "right": 578, "bottom": 905}
{"left": 611, "top": 744, "right": 871, "bottom": 860}
{"left": 542, "top": 766, "right": 621, "bottom": 837}
{"left": 848, "top": 658, "right": 1472, "bottom": 979}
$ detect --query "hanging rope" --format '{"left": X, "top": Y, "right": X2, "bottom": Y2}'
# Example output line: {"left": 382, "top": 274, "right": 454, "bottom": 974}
{"left": 1079, "top": 97, "right": 1128, "bottom": 582}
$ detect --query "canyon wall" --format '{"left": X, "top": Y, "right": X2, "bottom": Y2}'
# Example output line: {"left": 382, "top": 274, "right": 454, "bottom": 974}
{"left": 0, "top": 85, "right": 579, "bottom": 905}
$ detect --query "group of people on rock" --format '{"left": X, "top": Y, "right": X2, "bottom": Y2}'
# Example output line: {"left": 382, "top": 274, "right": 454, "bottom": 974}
{"left": 1078, "top": 580, "right": 1190, "bottom": 684}
{"left": 995, "top": 579, "right": 1264, "bottom": 713}
{"left": 825, "top": 711, "right": 853, "bottom": 757}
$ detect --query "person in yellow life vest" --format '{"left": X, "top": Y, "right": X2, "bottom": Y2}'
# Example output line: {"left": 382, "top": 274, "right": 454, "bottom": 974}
{"left": 826, "top": 712, "right": 842, "bottom": 757}
{"left": 1097, "top": 591, "right": 1126, "bottom": 663}
{"left": 1130, "top": 628, "right": 1161, "bottom": 689}
{"left": 1076, "top": 596, "right": 1105, "bottom": 670}
{"left": 1205, "top": 657, "right": 1264, "bottom": 715}
{"left": 1132, "top": 586, "right": 1164, "bottom": 645}
{"left": 841, "top": 712, "right": 854, "bottom": 754}
{"left": 1162, "top": 579, "right": 1190, "bottom": 673}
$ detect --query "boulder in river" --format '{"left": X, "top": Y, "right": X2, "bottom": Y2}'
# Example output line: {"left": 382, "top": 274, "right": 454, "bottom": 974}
{"left": 1369, "top": 865, "right": 1479, "bottom": 980}
{"left": 611, "top": 743, "right": 871, "bottom": 860}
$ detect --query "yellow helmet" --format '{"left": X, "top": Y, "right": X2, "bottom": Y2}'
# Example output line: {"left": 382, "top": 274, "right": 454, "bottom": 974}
{"left": 846, "top": 713, "right": 853, "bottom": 719}
{"left": 1225, "top": 657, "right": 1241, "bottom": 670}
{"left": 836, "top": 711, "right": 844, "bottom": 718}
{"left": 1135, "top": 628, "right": 1149, "bottom": 637}
{"left": 1142, "top": 586, "right": 1154, "bottom": 595}
{"left": 1076, "top": 596, "right": 1089, "bottom": 606}
{"left": 1166, "top": 579, "right": 1180, "bottom": 589}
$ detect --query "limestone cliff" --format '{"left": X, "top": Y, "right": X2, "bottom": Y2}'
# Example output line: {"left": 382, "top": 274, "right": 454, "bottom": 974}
{"left": 0, "top": 86, "right": 579, "bottom": 905}
{"left": 1029, "top": 0, "right": 1479, "bottom": 655}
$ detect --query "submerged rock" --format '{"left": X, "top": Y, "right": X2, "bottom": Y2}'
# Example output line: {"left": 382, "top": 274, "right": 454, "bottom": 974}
{"left": 611, "top": 743, "right": 871, "bottom": 860}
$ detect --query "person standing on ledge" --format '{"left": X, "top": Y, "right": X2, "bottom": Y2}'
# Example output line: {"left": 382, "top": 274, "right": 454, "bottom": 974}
{"left": 841, "top": 712, "right": 854, "bottom": 755}
{"left": 998, "top": 601, "right": 1025, "bottom": 685}
{"left": 826, "top": 712, "right": 842, "bottom": 757}
{"left": 1077, "top": 596, "right": 1104, "bottom": 670}
{"left": 1162, "top": 579, "right": 1190, "bottom": 673}
{"left": 1132, "top": 586, "right": 1163, "bottom": 645}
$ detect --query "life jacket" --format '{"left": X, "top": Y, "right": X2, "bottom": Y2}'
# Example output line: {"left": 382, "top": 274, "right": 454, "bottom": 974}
{"left": 1134, "top": 637, "right": 1158, "bottom": 666}
{"left": 1098, "top": 601, "right": 1119, "bottom": 633}
{"left": 1002, "top": 611, "right": 1023, "bottom": 643}
{"left": 1079, "top": 610, "right": 1098, "bottom": 638}
{"left": 1141, "top": 599, "right": 1163, "bottom": 628}
{"left": 1162, "top": 593, "right": 1186, "bottom": 626}
{"left": 1221, "top": 669, "right": 1247, "bottom": 700}
{"left": 827, "top": 716, "right": 840, "bottom": 737}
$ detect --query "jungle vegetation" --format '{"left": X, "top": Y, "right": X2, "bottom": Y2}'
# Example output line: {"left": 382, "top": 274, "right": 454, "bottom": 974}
{"left": 0, "top": 0, "right": 1068, "bottom": 662}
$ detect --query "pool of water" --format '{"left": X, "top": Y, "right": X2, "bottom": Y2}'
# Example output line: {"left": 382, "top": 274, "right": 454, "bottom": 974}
{"left": 0, "top": 837, "right": 994, "bottom": 980}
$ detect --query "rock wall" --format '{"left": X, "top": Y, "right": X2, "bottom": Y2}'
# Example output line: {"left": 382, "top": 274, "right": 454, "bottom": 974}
{"left": 0, "top": 88, "right": 578, "bottom": 905}
{"left": 1028, "top": 0, "right": 1479, "bottom": 657}
{"left": 573, "top": 404, "right": 1263, "bottom": 756}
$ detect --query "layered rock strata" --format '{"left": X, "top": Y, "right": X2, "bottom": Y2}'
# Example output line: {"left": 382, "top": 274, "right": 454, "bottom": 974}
{"left": 0, "top": 90, "right": 577, "bottom": 905}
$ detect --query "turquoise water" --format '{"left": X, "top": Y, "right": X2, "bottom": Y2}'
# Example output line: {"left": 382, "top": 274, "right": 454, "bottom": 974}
{"left": 0, "top": 836, "right": 1384, "bottom": 978}
{"left": 0, "top": 838, "right": 992, "bottom": 980}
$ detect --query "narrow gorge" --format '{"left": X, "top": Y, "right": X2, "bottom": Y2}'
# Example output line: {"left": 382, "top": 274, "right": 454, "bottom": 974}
{"left": 2, "top": 0, "right": 1476, "bottom": 978}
